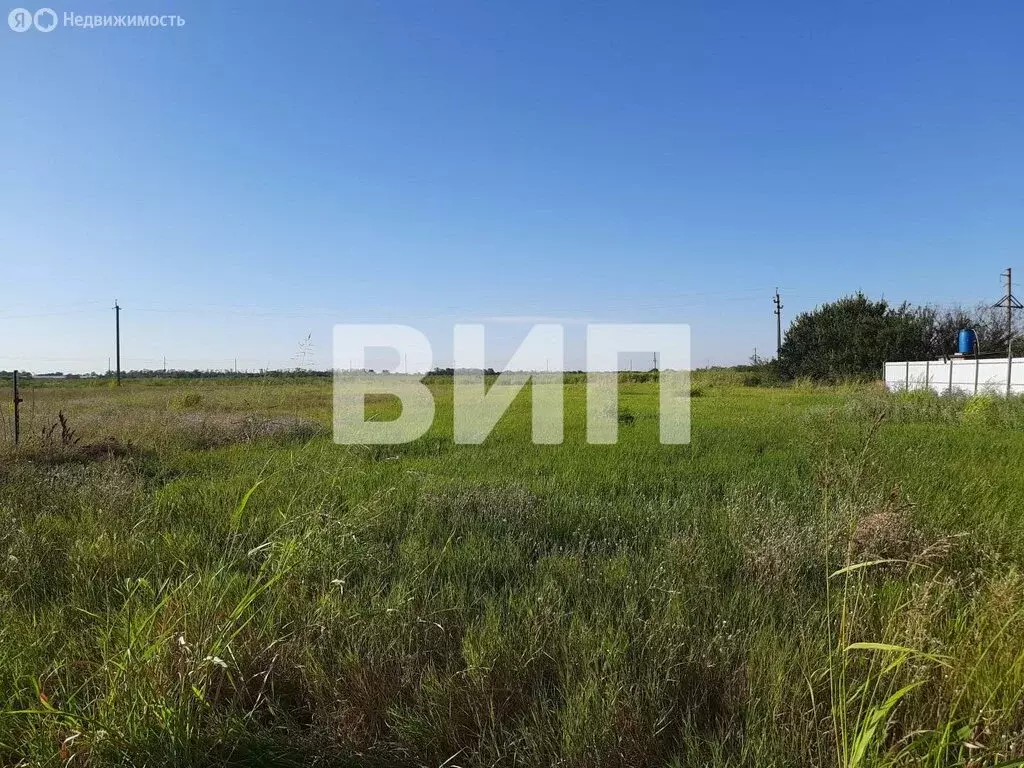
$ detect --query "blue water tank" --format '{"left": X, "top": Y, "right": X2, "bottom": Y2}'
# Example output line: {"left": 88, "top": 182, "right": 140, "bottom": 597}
{"left": 958, "top": 328, "right": 978, "bottom": 356}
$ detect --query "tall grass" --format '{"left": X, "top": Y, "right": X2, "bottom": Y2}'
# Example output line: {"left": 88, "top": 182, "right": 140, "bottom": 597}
{"left": 0, "top": 378, "right": 1022, "bottom": 766}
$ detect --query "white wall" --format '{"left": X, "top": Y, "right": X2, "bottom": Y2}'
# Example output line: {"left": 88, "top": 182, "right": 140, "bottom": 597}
{"left": 884, "top": 357, "right": 1024, "bottom": 396}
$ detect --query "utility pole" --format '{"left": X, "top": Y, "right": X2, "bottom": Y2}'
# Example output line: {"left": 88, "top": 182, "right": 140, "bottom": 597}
{"left": 993, "top": 267, "right": 1021, "bottom": 355}
{"left": 13, "top": 370, "right": 22, "bottom": 447}
{"left": 772, "top": 288, "right": 783, "bottom": 357}
{"left": 114, "top": 300, "right": 121, "bottom": 386}
{"left": 993, "top": 267, "right": 1022, "bottom": 395}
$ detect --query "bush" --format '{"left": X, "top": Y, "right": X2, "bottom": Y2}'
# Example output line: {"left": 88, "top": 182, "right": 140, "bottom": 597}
{"left": 779, "top": 293, "right": 934, "bottom": 381}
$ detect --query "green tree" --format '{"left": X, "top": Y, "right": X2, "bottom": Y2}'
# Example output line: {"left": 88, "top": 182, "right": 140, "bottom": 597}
{"left": 778, "top": 293, "right": 933, "bottom": 380}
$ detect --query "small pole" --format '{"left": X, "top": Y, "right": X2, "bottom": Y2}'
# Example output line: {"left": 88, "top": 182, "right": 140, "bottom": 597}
{"left": 924, "top": 359, "right": 930, "bottom": 392}
{"left": 974, "top": 354, "right": 980, "bottom": 395}
{"left": 948, "top": 358, "right": 954, "bottom": 395}
{"left": 13, "top": 370, "right": 22, "bottom": 447}
{"left": 905, "top": 360, "right": 910, "bottom": 391}
{"left": 114, "top": 300, "right": 121, "bottom": 386}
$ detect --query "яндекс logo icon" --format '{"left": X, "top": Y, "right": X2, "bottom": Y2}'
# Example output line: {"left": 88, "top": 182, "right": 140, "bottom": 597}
{"left": 8, "top": 7, "right": 32, "bottom": 31}
{"left": 8, "top": 7, "right": 57, "bottom": 31}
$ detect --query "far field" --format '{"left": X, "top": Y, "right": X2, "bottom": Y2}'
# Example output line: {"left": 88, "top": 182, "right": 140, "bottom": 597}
{"left": 1, "top": 373, "right": 1022, "bottom": 767}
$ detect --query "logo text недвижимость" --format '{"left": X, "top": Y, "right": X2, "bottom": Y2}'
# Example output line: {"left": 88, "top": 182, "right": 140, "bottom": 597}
{"left": 8, "top": 8, "right": 184, "bottom": 31}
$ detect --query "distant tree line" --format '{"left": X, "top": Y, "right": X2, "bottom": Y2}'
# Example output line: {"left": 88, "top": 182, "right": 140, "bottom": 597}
{"left": 777, "top": 292, "right": 1024, "bottom": 381}
{"left": 426, "top": 368, "right": 499, "bottom": 377}
{"left": 0, "top": 369, "right": 340, "bottom": 381}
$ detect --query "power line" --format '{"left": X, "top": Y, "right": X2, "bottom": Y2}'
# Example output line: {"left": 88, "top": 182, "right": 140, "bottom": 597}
{"left": 0, "top": 308, "right": 106, "bottom": 321}
{"left": 122, "top": 287, "right": 796, "bottom": 319}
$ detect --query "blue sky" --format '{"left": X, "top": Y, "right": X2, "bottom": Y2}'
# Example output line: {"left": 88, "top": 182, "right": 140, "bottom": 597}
{"left": 2, "top": 0, "right": 1022, "bottom": 372}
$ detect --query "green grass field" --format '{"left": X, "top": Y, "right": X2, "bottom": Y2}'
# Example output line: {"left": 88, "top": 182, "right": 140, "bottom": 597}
{"left": 1, "top": 374, "right": 1023, "bottom": 766}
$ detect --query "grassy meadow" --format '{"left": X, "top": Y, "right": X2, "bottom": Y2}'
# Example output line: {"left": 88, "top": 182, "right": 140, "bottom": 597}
{"left": 1, "top": 373, "right": 1023, "bottom": 766}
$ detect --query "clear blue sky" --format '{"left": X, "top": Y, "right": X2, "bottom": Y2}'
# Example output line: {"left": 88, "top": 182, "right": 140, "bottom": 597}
{"left": 2, "top": 0, "right": 1022, "bottom": 372}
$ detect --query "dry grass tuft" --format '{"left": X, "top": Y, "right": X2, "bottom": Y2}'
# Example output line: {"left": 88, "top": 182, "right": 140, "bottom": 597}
{"left": 730, "top": 493, "right": 829, "bottom": 587}
{"left": 419, "top": 482, "right": 540, "bottom": 529}
{"left": 176, "top": 412, "right": 326, "bottom": 446}
{"left": 849, "top": 510, "right": 921, "bottom": 561}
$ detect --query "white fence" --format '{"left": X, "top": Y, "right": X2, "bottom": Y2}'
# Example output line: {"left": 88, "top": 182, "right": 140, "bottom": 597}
{"left": 884, "top": 357, "right": 1024, "bottom": 396}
